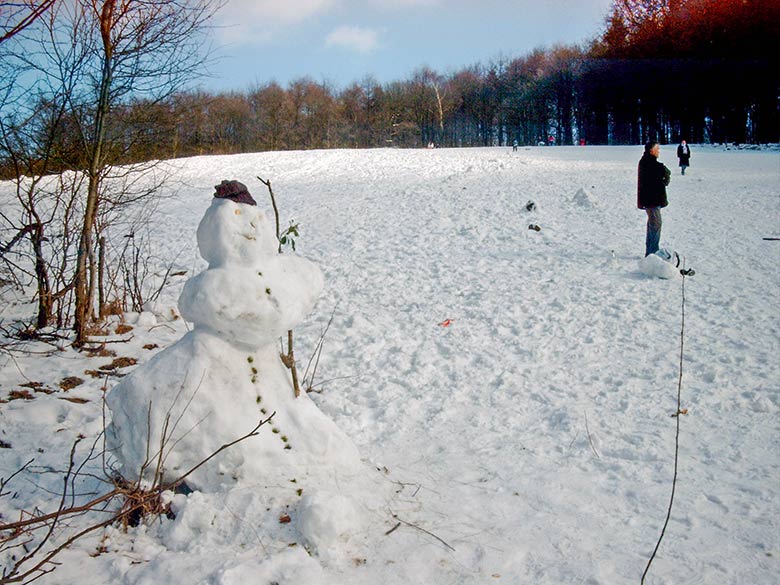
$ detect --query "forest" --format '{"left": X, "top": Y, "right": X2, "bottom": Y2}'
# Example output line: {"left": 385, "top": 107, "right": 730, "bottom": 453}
{"left": 0, "top": 0, "right": 778, "bottom": 343}
{"left": 1, "top": 0, "right": 779, "bottom": 179}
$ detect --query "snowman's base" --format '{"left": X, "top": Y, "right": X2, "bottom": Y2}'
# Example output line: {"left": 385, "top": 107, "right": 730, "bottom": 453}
{"left": 106, "top": 328, "right": 362, "bottom": 492}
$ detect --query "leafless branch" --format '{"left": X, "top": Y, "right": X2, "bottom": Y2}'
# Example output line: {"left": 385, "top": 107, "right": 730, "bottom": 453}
{"left": 257, "top": 174, "right": 301, "bottom": 398}
{"left": 389, "top": 512, "right": 456, "bottom": 552}
{"left": 1, "top": 459, "right": 34, "bottom": 498}
{"left": 0, "top": 0, "right": 58, "bottom": 44}
{"left": 257, "top": 176, "right": 281, "bottom": 249}
{"left": 1, "top": 411, "right": 271, "bottom": 584}
{"left": 584, "top": 412, "right": 600, "bottom": 459}
{"left": 302, "top": 307, "right": 336, "bottom": 393}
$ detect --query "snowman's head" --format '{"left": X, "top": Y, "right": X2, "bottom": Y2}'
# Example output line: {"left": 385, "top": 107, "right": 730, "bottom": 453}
{"left": 197, "top": 199, "right": 278, "bottom": 267}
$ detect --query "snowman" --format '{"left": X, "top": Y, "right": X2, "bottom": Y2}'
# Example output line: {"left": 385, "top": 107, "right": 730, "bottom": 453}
{"left": 106, "top": 180, "right": 361, "bottom": 492}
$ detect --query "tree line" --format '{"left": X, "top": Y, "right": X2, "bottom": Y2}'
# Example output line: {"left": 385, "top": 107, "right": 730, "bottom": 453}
{"left": 3, "top": 1, "right": 779, "bottom": 179}
{"left": 0, "top": 0, "right": 777, "bottom": 343}
{"left": 6, "top": 0, "right": 775, "bottom": 177}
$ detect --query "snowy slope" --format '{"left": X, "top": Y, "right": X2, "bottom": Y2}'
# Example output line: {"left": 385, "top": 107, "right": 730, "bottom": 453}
{"left": 1, "top": 145, "right": 779, "bottom": 584}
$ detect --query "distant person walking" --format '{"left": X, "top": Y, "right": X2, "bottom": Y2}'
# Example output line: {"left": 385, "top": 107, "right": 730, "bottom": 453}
{"left": 637, "top": 141, "right": 671, "bottom": 256}
{"left": 512, "top": 139, "right": 518, "bottom": 152}
{"left": 677, "top": 140, "right": 691, "bottom": 175}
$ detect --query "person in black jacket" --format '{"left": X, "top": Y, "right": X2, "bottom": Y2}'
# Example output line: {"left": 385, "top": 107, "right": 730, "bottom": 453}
{"left": 637, "top": 141, "right": 671, "bottom": 256}
{"left": 677, "top": 140, "right": 691, "bottom": 175}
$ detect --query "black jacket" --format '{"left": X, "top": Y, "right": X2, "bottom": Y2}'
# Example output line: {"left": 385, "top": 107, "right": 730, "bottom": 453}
{"left": 637, "top": 153, "right": 670, "bottom": 209}
{"left": 677, "top": 144, "right": 691, "bottom": 166}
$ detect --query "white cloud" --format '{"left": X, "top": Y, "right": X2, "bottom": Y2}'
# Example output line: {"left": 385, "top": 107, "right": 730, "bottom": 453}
{"left": 221, "top": 0, "right": 339, "bottom": 24}
{"left": 369, "top": 0, "right": 440, "bottom": 6}
{"left": 325, "top": 26, "right": 380, "bottom": 53}
{"left": 215, "top": 0, "right": 340, "bottom": 43}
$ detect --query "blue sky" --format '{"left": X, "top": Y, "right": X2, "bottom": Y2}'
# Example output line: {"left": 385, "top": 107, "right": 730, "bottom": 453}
{"left": 205, "top": 0, "right": 615, "bottom": 92}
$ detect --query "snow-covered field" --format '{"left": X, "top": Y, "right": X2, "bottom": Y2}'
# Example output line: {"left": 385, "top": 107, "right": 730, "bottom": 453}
{"left": 1, "top": 145, "right": 779, "bottom": 584}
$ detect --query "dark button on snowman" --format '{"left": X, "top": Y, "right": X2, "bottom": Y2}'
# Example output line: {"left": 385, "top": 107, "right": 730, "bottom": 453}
{"left": 106, "top": 180, "right": 360, "bottom": 491}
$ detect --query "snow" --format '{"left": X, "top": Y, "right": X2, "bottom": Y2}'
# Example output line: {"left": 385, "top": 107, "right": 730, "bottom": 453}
{"left": 638, "top": 253, "right": 680, "bottom": 279}
{"left": 572, "top": 186, "right": 600, "bottom": 209}
{"left": 1, "top": 144, "right": 779, "bottom": 584}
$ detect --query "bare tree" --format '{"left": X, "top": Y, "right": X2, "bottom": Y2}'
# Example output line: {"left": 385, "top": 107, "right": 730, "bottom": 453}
{"left": 70, "top": 0, "right": 223, "bottom": 346}
{"left": 248, "top": 82, "right": 295, "bottom": 151}
{"left": 1, "top": 0, "right": 222, "bottom": 344}
{"left": 0, "top": 15, "right": 90, "bottom": 328}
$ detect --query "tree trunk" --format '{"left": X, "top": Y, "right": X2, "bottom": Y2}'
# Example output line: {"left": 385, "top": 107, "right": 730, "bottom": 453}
{"left": 32, "top": 222, "right": 52, "bottom": 329}
{"left": 97, "top": 236, "right": 106, "bottom": 318}
{"left": 74, "top": 0, "right": 115, "bottom": 346}
{"left": 432, "top": 82, "right": 445, "bottom": 143}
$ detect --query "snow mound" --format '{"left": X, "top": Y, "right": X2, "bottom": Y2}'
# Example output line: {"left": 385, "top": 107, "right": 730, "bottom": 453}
{"left": 142, "top": 301, "right": 181, "bottom": 323}
{"left": 123, "top": 310, "right": 158, "bottom": 328}
{"left": 638, "top": 253, "right": 680, "bottom": 279}
{"left": 297, "top": 490, "right": 364, "bottom": 557}
{"left": 572, "top": 187, "right": 599, "bottom": 208}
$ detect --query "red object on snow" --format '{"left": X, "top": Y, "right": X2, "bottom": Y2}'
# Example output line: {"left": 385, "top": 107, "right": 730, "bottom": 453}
{"left": 438, "top": 319, "right": 454, "bottom": 327}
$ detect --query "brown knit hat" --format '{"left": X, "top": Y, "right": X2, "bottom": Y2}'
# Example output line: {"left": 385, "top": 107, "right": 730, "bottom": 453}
{"left": 214, "top": 180, "right": 257, "bottom": 206}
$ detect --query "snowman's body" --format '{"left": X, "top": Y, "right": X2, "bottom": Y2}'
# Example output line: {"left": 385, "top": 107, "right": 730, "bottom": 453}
{"left": 106, "top": 198, "right": 360, "bottom": 491}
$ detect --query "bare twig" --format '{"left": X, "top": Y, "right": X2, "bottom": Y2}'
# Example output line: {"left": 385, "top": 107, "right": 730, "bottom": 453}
{"left": 0, "top": 0, "right": 58, "bottom": 44}
{"left": 257, "top": 176, "right": 281, "bottom": 250}
{"left": 1, "top": 439, "right": 87, "bottom": 584}
{"left": 391, "top": 480, "right": 423, "bottom": 497}
{"left": 0, "top": 413, "right": 273, "bottom": 584}
{"left": 148, "top": 323, "right": 176, "bottom": 333}
{"left": 4, "top": 515, "right": 116, "bottom": 584}
{"left": 286, "top": 330, "right": 301, "bottom": 398}
{"left": 257, "top": 175, "right": 301, "bottom": 398}
{"left": 305, "top": 374, "right": 362, "bottom": 394}
{"left": 167, "top": 413, "right": 274, "bottom": 490}
{"left": 0, "top": 481, "right": 117, "bottom": 533}
{"left": 302, "top": 307, "right": 336, "bottom": 393}
{"left": 390, "top": 512, "right": 456, "bottom": 552}
{"left": 80, "top": 336, "right": 134, "bottom": 346}
{"left": 584, "top": 412, "right": 601, "bottom": 459}
{"left": 155, "top": 371, "right": 208, "bottom": 474}
{"left": 1, "top": 459, "right": 34, "bottom": 498}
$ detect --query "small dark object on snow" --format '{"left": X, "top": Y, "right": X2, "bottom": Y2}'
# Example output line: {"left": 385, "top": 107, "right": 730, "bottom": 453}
{"left": 59, "top": 396, "right": 89, "bottom": 404}
{"left": 214, "top": 180, "right": 257, "bottom": 206}
{"left": 525, "top": 200, "right": 536, "bottom": 212}
{"left": 19, "top": 381, "right": 44, "bottom": 389}
{"left": 8, "top": 389, "right": 33, "bottom": 400}
{"left": 528, "top": 224, "right": 541, "bottom": 232}
{"left": 680, "top": 268, "right": 695, "bottom": 276}
{"left": 60, "top": 376, "right": 84, "bottom": 391}
{"left": 174, "top": 482, "right": 193, "bottom": 495}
